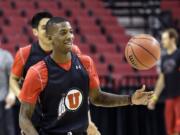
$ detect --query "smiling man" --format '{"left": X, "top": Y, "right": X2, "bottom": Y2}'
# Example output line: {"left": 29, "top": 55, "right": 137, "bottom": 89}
{"left": 10, "top": 11, "right": 99, "bottom": 135}
{"left": 19, "top": 17, "right": 153, "bottom": 135}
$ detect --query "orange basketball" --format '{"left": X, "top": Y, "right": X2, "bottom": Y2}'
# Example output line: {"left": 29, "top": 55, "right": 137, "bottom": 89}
{"left": 125, "top": 34, "right": 161, "bottom": 70}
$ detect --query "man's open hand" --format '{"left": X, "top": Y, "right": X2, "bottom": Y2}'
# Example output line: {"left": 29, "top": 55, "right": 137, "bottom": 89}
{"left": 132, "top": 85, "right": 154, "bottom": 105}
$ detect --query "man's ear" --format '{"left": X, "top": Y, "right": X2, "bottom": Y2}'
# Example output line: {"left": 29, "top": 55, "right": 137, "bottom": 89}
{"left": 172, "top": 38, "right": 176, "bottom": 43}
{"left": 32, "top": 29, "right": 38, "bottom": 36}
{"left": 47, "top": 35, "right": 52, "bottom": 40}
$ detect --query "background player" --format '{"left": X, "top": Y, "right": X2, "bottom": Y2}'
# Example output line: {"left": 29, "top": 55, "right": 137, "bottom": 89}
{"left": 0, "top": 47, "right": 16, "bottom": 135}
{"left": 148, "top": 28, "right": 180, "bottom": 135}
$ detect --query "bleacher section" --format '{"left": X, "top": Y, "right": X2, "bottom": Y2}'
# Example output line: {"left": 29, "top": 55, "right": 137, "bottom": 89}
{"left": 0, "top": 0, "right": 159, "bottom": 92}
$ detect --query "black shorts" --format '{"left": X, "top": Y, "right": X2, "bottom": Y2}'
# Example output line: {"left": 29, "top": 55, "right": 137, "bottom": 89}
{"left": 38, "top": 130, "right": 87, "bottom": 135}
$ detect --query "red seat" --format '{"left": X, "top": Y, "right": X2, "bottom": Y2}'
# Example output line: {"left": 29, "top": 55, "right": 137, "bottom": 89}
{"left": 8, "top": 16, "right": 28, "bottom": 27}
{"left": 62, "top": 1, "right": 80, "bottom": 10}
{"left": 138, "top": 66, "right": 158, "bottom": 76}
{"left": 81, "top": 26, "right": 100, "bottom": 35}
{"left": 78, "top": 45, "right": 90, "bottom": 54}
{"left": 3, "top": 26, "right": 22, "bottom": 36}
{"left": 96, "top": 63, "right": 109, "bottom": 76}
{"left": 103, "top": 53, "right": 123, "bottom": 64}
{"left": 99, "top": 16, "right": 119, "bottom": 26}
{"left": 8, "top": 34, "right": 28, "bottom": 46}
{"left": 106, "top": 26, "right": 125, "bottom": 35}
{"left": 39, "top": 1, "right": 57, "bottom": 10}
{"left": 0, "top": 1, "right": 12, "bottom": 9}
{"left": 3, "top": 9, "right": 20, "bottom": 17}
{"left": 50, "top": 9, "right": 64, "bottom": 16}
{"left": 86, "top": 35, "right": 107, "bottom": 45}
{"left": 113, "top": 63, "right": 133, "bottom": 74}
{"left": 84, "top": 0, "right": 104, "bottom": 8}
{"left": 96, "top": 45, "right": 116, "bottom": 54}
{"left": 93, "top": 8, "right": 112, "bottom": 17}
{"left": 78, "top": 17, "right": 95, "bottom": 26}
{"left": 112, "top": 34, "right": 130, "bottom": 44}
{"left": 16, "top": 1, "right": 35, "bottom": 9}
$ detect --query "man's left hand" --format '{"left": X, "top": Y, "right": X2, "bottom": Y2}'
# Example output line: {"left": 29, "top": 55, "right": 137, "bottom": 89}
{"left": 5, "top": 91, "right": 16, "bottom": 109}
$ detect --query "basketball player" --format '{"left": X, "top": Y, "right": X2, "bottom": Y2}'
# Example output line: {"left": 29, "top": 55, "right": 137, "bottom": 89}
{"left": 10, "top": 12, "right": 99, "bottom": 135}
{"left": 148, "top": 28, "right": 180, "bottom": 135}
{"left": 0, "top": 47, "right": 16, "bottom": 135}
{"left": 19, "top": 17, "right": 153, "bottom": 135}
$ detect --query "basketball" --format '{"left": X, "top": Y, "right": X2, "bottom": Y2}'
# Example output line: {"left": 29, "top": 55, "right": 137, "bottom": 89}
{"left": 125, "top": 34, "right": 161, "bottom": 70}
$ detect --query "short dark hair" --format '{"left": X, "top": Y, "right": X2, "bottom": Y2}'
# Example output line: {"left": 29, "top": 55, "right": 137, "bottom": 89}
{"left": 31, "top": 11, "right": 53, "bottom": 29}
{"left": 164, "top": 28, "right": 179, "bottom": 42}
{"left": 46, "top": 17, "right": 69, "bottom": 34}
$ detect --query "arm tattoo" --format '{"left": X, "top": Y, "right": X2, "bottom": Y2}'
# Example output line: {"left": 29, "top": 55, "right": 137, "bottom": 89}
{"left": 91, "top": 89, "right": 131, "bottom": 107}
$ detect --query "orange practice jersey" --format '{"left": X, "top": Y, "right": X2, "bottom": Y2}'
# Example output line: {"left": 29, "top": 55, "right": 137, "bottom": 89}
{"left": 11, "top": 44, "right": 81, "bottom": 77}
{"left": 19, "top": 53, "right": 100, "bottom": 104}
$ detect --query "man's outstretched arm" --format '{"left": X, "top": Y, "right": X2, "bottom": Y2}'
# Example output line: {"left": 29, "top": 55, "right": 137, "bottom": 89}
{"left": 89, "top": 85, "right": 153, "bottom": 107}
{"left": 19, "top": 102, "right": 39, "bottom": 135}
